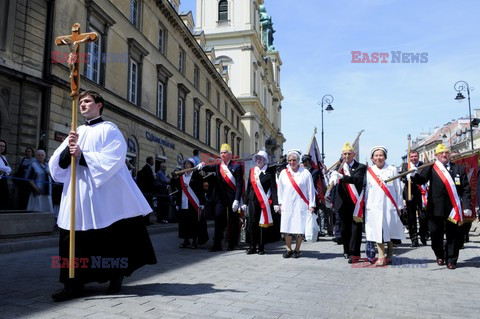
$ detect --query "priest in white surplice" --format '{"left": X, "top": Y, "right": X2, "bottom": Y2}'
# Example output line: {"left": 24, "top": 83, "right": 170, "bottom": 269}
{"left": 49, "top": 91, "right": 157, "bottom": 301}
{"left": 365, "top": 146, "right": 405, "bottom": 266}
{"left": 277, "top": 150, "right": 316, "bottom": 258}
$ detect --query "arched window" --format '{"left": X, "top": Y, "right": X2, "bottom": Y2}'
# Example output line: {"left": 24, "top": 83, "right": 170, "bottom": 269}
{"left": 218, "top": 0, "right": 228, "bottom": 21}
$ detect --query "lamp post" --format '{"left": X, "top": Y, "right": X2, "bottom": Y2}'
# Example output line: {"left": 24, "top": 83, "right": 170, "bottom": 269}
{"left": 317, "top": 94, "right": 334, "bottom": 161}
{"left": 454, "top": 81, "right": 474, "bottom": 150}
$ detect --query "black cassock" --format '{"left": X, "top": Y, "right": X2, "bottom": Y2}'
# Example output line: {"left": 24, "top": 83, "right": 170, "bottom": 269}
{"left": 244, "top": 166, "right": 279, "bottom": 247}
{"left": 171, "top": 171, "right": 208, "bottom": 244}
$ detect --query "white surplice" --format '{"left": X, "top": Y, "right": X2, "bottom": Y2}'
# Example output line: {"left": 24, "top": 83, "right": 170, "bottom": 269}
{"left": 365, "top": 163, "right": 405, "bottom": 243}
{"left": 49, "top": 121, "right": 152, "bottom": 231}
{"left": 277, "top": 165, "right": 316, "bottom": 234}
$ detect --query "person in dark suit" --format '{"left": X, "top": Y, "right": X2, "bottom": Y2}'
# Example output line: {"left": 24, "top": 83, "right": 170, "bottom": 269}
{"left": 243, "top": 150, "right": 278, "bottom": 255}
{"left": 196, "top": 144, "right": 244, "bottom": 251}
{"left": 301, "top": 154, "right": 323, "bottom": 236}
{"left": 137, "top": 156, "right": 156, "bottom": 225}
{"left": 411, "top": 144, "right": 472, "bottom": 270}
{"left": 171, "top": 158, "right": 206, "bottom": 249}
{"left": 401, "top": 150, "right": 428, "bottom": 247}
{"left": 329, "top": 142, "right": 367, "bottom": 264}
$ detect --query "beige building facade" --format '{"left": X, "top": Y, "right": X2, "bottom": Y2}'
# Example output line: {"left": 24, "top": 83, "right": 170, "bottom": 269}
{"left": 1, "top": 0, "right": 246, "bottom": 182}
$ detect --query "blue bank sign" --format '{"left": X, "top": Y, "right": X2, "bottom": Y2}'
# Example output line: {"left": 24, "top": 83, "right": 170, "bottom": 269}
{"left": 145, "top": 131, "right": 175, "bottom": 149}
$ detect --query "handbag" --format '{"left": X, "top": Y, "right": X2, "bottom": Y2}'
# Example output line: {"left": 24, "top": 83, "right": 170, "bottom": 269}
{"left": 305, "top": 212, "right": 319, "bottom": 242}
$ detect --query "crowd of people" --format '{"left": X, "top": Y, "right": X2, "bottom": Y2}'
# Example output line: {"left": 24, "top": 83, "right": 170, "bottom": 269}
{"left": 1, "top": 90, "right": 478, "bottom": 303}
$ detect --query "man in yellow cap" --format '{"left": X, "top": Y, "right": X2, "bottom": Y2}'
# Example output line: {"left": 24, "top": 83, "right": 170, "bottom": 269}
{"left": 328, "top": 142, "right": 367, "bottom": 263}
{"left": 196, "top": 144, "right": 244, "bottom": 251}
{"left": 411, "top": 143, "right": 471, "bottom": 269}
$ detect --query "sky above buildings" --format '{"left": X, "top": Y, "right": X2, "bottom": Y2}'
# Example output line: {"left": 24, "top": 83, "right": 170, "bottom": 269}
{"left": 181, "top": 0, "right": 480, "bottom": 166}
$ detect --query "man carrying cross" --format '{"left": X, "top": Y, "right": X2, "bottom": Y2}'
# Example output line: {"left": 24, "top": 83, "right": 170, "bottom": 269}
{"left": 49, "top": 91, "right": 157, "bottom": 301}
{"left": 49, "top": 24, "right": 156, "bottom": 301}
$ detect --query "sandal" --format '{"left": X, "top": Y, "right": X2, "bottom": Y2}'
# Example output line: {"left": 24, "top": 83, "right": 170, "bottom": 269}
{"left": 283, "top": 250, "right": 294, "bottom": 258}
{"left": 374, "top": 258, "right": 388, "bottom": 267}
{"left": 293, "top": 250, "right": 301, "bottom": 259}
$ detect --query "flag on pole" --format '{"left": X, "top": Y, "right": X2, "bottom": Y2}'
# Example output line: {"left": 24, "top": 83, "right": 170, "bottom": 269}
{"left": 307, "top": 132, "right": 327, "bottom": 204}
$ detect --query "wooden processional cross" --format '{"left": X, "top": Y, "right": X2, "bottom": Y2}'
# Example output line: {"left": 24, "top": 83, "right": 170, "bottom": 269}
{"left": 55, "top": 23, "right": 98, "bottom": 278}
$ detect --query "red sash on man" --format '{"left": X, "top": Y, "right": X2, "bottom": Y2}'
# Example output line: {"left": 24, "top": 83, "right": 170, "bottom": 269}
{"left": 432, "top": 161, "right": 463, "bottom": 225}
{"left": 250, "top": 167, "right": 273, "bottom": 227}
{"left": 342, "top": 163, "right": 365, "bottom": 222}
{"left": 286, "top": 168, "right": 309, "bottom": 206}
{"left": 367, "top": 167, "right": 398, "bottom": 210}
{"left": 220, "top": 162, "right": 236, "bottom": 191}
{"left": 180, "top": 175, "right": 200, "bottom": 211}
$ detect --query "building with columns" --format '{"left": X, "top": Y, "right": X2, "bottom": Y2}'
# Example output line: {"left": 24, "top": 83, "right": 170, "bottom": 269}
{"left": 194, "top": 0, "right": 285, "bottom": 160}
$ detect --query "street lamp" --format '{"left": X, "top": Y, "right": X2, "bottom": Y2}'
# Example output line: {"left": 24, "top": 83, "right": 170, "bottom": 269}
{"left": 454, "top": 80, "right": 474, "bottom": 150}
{"left": 317, "top": 94, "right": 334, "bottom": 161}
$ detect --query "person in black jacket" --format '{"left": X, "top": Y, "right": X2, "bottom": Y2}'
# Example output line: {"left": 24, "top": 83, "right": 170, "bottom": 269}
{"left": 196, "top": 144, "right": 244, "bottom": 251}
{"left": 243, "top": 150, "right": 278, "bottom": 255}
{"left": 171, "top": 158, "right": 206, "bottom": 249}
{"left": 329, "top": 142, "right": 367, "bottom": 264}
{"left": 136, "top": 156, "right": 156, "bottom": 225}
{"left": 411, "top": 144, "right": 472, "bottom": 270}
{"left": 400, "top": 151, "right": 428, "bottom": 247}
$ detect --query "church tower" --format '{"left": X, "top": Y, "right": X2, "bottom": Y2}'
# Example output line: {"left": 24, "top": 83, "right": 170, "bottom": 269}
{"left": 195, "top": 0, "right": 284, "bottom": 159}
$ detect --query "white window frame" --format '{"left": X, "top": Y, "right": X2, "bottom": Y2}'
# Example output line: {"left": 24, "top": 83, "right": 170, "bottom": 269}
{"left": 129, "top": 60, "right": 138, "bottom": 104}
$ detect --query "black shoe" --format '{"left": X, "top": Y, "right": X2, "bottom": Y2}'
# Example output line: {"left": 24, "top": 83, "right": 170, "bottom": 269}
{"left": 292, "top": 251, "right": 301, "bottom": 259}
{"left": 209, "top": 245, "right": 222, "bottom": 252}
{"left": 343, "top": 253, "right": 349, "bottom": 259}
{"left": 410, "top": 240, "right": 419, "bottom": 247}
{"left": 246, "top": 247, "right": 257, "bottom": 255}
{"left": 257, "top": 250, "right": 265, "bottom": 255}
{"left": 348, "top": 256, "right": 360, "bottom": 264}
{"left": 179, "top": 240, "right": 190, "bottom": 248}
{"left": 52, "top": 284, "right": 84, "bottom": 302}
{"left": 106, "top": 275, "right": 124, "bottom": 294}
{"left": 227, "top": 245, "right": 235, "bottom": 251}
{"left": 283, "top": 250, "right": 294, "bottom": 258}
{"left": 420, "top": 236, "right": 427, "bottom": 246}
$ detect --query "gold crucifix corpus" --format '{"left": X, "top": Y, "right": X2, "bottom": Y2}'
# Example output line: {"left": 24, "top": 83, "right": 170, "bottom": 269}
{"left": 55, "top": 23, "right": 98, "bottom": 98}
{"left": 55, "top": 23, "right": 97, "bottom": 279}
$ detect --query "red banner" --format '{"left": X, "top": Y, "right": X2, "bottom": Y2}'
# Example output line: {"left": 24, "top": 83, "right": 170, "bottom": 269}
{"left": 452, "top": 152, "right": 478, "bottom": 221}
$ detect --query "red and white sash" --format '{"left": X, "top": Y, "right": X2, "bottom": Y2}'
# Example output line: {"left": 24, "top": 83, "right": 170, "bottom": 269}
{"left": 419, "top": 185, "right": 428, "bottom": 208}
{"left": 180, "top": 175, "right": 200, "bottom": 211}
{"left": 367, "top": 167, "right": 398, "bottom": 210}
{"left": 250, "top": 167, "right": 273, "bottom": 227}
{"left": 220, "top": 162, "right": 236, "bottom": 191}
{"left": 433, "top": 161, "right": 463, "bottom": 225}
{"left": 342, "top": 163, "right": 365, "bottom": 222}
{"left": 286, "top": 168, "right": 309, "bottom": 206}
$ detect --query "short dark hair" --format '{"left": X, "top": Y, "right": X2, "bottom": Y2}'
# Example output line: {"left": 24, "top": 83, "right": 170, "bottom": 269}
{"left": 193, "top": 149, "right": 199, "bottom": 156}
{"left": 79, "top": 90, "right": 105, "bottom": 115}
{"left": 410, "top": 150, "right": 419, "bottom": 156}
{"left": 146, "top": 156, "right": 154, "bottom": 163}
{"left": 25, "top": 147, "right": 35, "bottom": 154}
{"left": 0, "top": 139, "right": 6, "bottom": 155}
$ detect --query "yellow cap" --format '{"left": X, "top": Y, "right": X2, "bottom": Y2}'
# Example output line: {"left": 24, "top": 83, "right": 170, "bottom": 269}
{"left": 435, "top": 143, "right": 449, "bottom": 154}
{"left": 342, "top": 142, "right": 354, "bottom": 152}
{"left": 220, "top": 143, "right": 232, "bottom": 153}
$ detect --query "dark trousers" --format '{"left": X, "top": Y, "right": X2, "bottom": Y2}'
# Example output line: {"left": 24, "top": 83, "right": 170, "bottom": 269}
{"left": 212, "top": 200, "right": 239, "bottom": 248}
{"left": 406, "top": 198, "right": 428, "bottom": 241}
{"left": 247, "top": 203, "right": 264, "bottom": 248}
{"left": 334, "top": 208, "right": 342, "bottom": 240}
{"left": 340, "top": 207, "right": 362, "bottom": 256}
{"left": 178, "top": 208, "right": 198, "bottom": 240}
{"left": 428, "top": 216, "right": 464, "bottom": 265}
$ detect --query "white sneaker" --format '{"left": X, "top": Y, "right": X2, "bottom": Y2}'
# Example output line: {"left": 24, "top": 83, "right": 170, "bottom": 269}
{"left": 404, "top": 227, "right": 409, "bottom": 234}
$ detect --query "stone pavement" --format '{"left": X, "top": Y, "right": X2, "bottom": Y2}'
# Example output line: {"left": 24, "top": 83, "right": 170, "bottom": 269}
{"left": 0, "top": 221, "right": 479, "bottom": 319}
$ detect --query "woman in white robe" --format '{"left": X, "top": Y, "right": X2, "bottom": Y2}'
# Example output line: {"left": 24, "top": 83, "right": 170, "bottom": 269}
{"left": 277, "top": 150, "right": 316, "bottom": 258}
{"left": 365, "top": 146, "right": 405, "bottom": 266}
